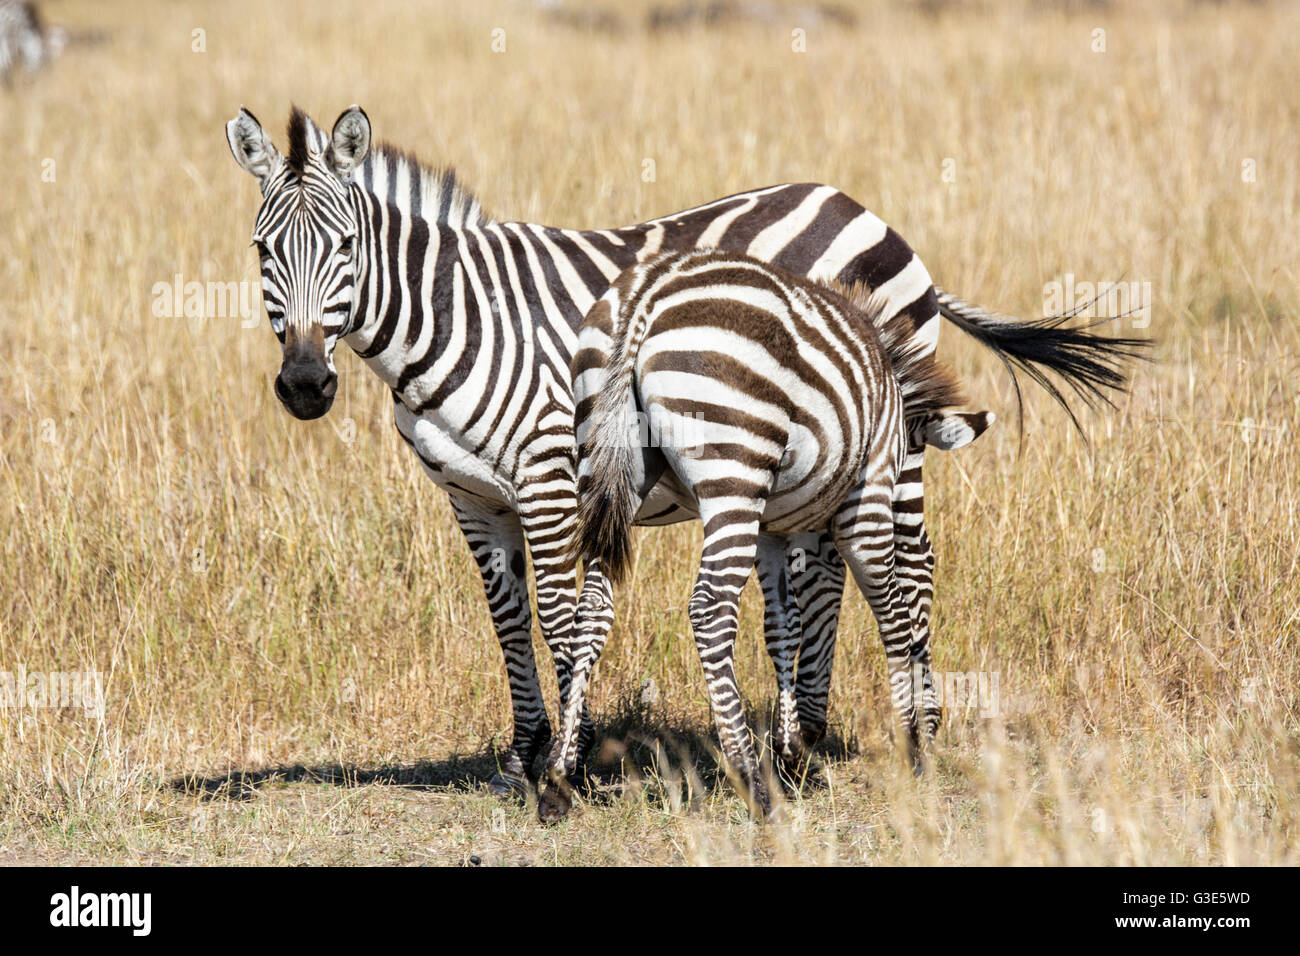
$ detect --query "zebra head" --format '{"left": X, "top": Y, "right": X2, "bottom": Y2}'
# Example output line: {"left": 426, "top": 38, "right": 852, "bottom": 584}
{"left": 226, "top": 105, "right": 371, "bottom": 420}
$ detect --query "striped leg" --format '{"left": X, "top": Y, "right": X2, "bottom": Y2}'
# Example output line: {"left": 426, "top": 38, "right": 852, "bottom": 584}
{"left": 790, "top": 532, "right": 846, "bottom": 750}
{"left": 448, "top": 495, "right": 551, "bottom": 793}
{"left": 892, "top": 444, "right": 942, "bottom": 741}
{"left": 833, "top": 483, "right": 924, "bottom": 772}
{"left": 517, "top": 486, "right": 594, "bottom": 772}
{"left": 755, "top": 533, "right": 805, "bottom": 770}
{"left": 540, "top": 560, "right": 615, "bottom": 821}
{"left": 688, "top": 508, "right": 769, "bottom": 815}
{"left": 793, "top": 450, "right": 938, "bottom": 754}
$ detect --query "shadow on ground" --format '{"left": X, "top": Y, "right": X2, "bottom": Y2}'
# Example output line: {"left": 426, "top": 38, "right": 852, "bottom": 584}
{"left": 166, "top": 700, "right": 859, "bottom": 805}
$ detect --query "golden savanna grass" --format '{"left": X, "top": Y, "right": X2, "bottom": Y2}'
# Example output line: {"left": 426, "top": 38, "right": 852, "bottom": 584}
{"left": 0, "top": 0, "right": 1296, "bottom": 864}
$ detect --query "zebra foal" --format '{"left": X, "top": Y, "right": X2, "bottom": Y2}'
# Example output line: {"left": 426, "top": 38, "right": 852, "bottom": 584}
{"left": 546, "top": 250, "right": 992, "bottom": 818}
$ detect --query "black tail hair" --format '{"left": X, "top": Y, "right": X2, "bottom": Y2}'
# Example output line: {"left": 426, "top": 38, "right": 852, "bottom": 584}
{"left": 933, "top": 287, "right": 1152, "bottom": 434}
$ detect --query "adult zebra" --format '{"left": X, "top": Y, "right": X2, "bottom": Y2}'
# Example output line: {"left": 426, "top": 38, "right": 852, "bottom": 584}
{"left": 225, "top": 104, "right": 1143, "bottom": 797}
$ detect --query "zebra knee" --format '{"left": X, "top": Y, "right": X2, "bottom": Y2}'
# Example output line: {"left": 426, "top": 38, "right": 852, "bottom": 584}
{"left": 687, "top": 580, "right": 716, "bottom": 633}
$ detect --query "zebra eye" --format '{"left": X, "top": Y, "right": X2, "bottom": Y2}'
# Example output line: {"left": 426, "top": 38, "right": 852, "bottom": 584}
{"left": 338, "top": 236, "right": 355, "bottom": 257}
{"left": 253, "top": 240, "right": 270, "bottom": 261}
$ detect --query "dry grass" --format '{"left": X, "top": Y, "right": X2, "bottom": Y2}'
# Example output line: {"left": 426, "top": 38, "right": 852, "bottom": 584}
{"left": 0, "top": 0, "right": 1297, "bottom": 865}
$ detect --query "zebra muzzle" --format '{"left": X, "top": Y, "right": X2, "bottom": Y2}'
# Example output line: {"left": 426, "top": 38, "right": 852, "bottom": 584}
{"left": 274, "top": 345, "right": 337, "bottom": 421}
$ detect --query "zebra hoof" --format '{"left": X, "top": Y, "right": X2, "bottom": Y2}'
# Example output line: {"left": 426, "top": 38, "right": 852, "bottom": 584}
{"left": 537, "top": 785, "right": 572, "bottom": 824}
{"left": 487, "top": 772, "right": 529, "bottom": 798}
{"left": 903, "top": 724, "right": 925, "bottom": 777}
{"left": 907, "top": 744, "right": 925, "bottom": 778}
{"left": 743, "top": 779, "right": 772, "bottom": 820}
{"left": 774, "top": 748, "right": 813, "bottom": 792}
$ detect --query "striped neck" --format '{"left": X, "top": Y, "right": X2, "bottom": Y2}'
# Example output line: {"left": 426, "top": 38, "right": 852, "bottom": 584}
{"left": 342, "top": 147, "right": 491, "bottom": 344}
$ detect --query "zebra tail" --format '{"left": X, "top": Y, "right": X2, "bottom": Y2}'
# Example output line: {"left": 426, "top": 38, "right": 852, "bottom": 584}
{"left": 573, "top": 292, "right": 651, "bottom": 584}
{"left": 932, "top": 287, "right": 1152, "bottom": 433}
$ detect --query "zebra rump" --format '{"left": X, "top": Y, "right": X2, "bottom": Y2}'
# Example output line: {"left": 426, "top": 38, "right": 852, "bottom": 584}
{"left": 834, "top": 281, "right": 994, "bottom": 450}
{"left": 574, "top": 265, "right": 974, "bottom": 584}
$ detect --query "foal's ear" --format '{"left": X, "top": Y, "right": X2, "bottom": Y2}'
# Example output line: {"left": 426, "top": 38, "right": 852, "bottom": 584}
{"left": 226, "top": 107, "right": 282, "bottom": 188}
{"left": 325, "top": 105, "right": 370, "bottom": 182}
{"left": 922, "top": 410, "right": 995, "bottom": 451}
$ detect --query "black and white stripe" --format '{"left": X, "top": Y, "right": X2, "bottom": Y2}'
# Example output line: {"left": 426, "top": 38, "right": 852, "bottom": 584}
{"left": 551, "top": 250, "right": 993, "bottom": 816}
{"left": 226, "top": 105, "right": 1144, "bottom": 804}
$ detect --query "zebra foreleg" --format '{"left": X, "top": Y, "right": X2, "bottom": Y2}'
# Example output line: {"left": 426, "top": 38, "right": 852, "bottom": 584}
{"left": 449, "top": 497, "right": 552, "bottom": 796}
{"left": 539, "top": 561, "right": 615, "bottom": 823}
{"left": 519, "top": 487, "right": 595, "bottom": 774}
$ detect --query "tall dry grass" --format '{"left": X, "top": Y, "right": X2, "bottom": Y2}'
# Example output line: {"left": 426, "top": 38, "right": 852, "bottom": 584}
{"left": 0, "top": 0, "right": 1296, "bottom": 864}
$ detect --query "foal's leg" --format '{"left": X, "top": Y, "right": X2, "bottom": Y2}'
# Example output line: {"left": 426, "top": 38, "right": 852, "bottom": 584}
{"left": 788, "top": 532, "right": 845, "bottom": 750}
{"left": 833, "top": 484, "right": 924, "bottom": 773}
{"left": 755, "top": 533, "right": 805, "bottom": 773}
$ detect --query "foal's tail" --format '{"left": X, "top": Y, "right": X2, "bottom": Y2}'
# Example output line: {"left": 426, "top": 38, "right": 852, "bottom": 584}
{"left": 570, "top": 289, "right": 654, "bottom": 584}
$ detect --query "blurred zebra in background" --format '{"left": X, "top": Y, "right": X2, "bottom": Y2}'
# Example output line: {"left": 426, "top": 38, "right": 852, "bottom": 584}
{"left": 0, "top": 1, "right": 64, "bottom": 86}
{"left": 225, "top": 104, "right": 1145, "bottom": 806}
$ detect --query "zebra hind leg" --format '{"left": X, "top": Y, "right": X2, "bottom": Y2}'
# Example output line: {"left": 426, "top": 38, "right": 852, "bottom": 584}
{"left": 538, "top": 561, "right": 615, "bottom": 823}
{"left": 687, "top": 510, "right": 770, "bottom": 817}
{"left": 892, "top": 445, "right": 943, "bottom": 748}
{"left": 789, "top": 532, "right": 846, "bottom": 754}
{"left": 755, "top": 533, "right": 807, "bottom": 786}
{"left": 834, "top": 486, "right": 924, "bottom": 775}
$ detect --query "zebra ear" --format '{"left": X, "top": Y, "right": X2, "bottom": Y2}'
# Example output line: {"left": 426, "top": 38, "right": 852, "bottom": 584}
{"left": 922, "top": 410, "right": 995, "bottom": 451}
{"left": 226, "top": 107, "right": 282, "bottom": 188}
{"left": 325, "top": 105, "right": 370, "bottom": 182}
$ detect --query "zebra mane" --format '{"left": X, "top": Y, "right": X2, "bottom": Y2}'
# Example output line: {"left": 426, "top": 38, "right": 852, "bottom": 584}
{"left": 365, "top": 140, "right": 487, "bottom": 227}
{"left": 829, "top": 279, "right": 967, "bottom": 420}
{"left": 286, "top": 107, "right": 486, "bottom": 226}
{"left": 286, "top": 105, "right": 317, "bottom": 177}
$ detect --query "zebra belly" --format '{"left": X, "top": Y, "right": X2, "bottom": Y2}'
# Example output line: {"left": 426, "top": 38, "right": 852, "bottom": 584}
{"left": 393, "top": 403, "right": 516, "bottom": 509}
